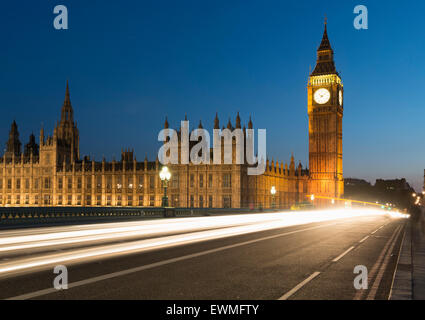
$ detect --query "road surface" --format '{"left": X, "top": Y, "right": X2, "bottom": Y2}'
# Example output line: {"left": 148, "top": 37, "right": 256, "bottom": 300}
{"left": 0, "top": 209, "right": 407, "bottom": 300}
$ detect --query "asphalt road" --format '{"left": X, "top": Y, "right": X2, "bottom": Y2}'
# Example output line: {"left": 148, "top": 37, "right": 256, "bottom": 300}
{"left": 0, "top": 213, "right": 406, "bottom": 300}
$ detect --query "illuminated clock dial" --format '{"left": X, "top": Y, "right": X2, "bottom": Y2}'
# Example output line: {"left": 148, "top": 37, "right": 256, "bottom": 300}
{"left": 339, "top": 90, "right": 343, "bottom": 106}
{"left": 314, "top": 88, "right": 330, "bottom": 104}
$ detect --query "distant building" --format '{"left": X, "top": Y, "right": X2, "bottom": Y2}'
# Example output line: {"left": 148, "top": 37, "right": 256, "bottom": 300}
{"left": 375, "top": 178, "right": 412, "bottom": 192}
{"left": 345, "top": 178, "right": 414, "bottom": 210}
{"left": 344, "top": 178, "right": 371, "bottom": 187}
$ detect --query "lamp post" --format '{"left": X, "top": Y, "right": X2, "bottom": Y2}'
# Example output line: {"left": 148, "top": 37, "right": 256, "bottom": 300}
{"left": 159, "top": 166, "right": 171, "bottom": 207}
{"left": 270, "top": 186, "right": 276, "bottom": 209}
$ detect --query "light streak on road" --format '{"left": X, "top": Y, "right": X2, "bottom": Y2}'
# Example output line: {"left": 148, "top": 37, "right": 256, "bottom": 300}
{"left": 0, "top": 208, "right": 404, "bottom": 279}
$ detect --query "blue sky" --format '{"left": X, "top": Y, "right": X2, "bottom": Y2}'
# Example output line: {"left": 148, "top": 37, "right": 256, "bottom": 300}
{"left": 1, "top": 0, "right": 425, "bottom": 190}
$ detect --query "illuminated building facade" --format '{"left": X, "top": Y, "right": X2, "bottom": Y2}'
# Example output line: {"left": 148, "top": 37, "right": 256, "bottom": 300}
{"left": 0, "top": 23, "right": 341, "bottom": 209}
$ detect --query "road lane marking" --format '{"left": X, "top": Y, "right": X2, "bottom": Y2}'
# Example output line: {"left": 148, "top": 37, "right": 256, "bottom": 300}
{"left": 367, "top": 224, "right": 403, "bottom": 300}
{"left": 5, "top": 222, "right": 340, "bottom": 300}
{"left": 371, "top": 224, "right": 386, "bottom": 235}
{"left": 278, "top": 272, "right": 321, "bottom": 300}
{"left": 353, "top": 224, "right": 402, "bottom": 300}
{"left": 332, "top": 246, "right": 355, "bottom": 262}
{"left": 371, "top": 225, "right": 383, "bottom": 235}
{"left": 388, "top": 228, "right": 406, "bottom": 300}
{"left": 359, "top": 235, "right": 370, "bottom": 243}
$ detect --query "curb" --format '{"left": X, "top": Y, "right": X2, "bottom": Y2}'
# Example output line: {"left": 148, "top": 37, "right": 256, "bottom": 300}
{"left": 390, "top": 221, "right": 412, "bottom": 300}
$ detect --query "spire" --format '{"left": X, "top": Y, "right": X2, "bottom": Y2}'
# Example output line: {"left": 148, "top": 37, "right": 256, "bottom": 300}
{"left": 164, "top": 116, "right": 169, "bottom": 129}
{"left": 235, "top": 112, "right": 241, "bottom": 129}
{"left": 5, "top": 120, "right": 21, "bottom": 158}
{"left": 289, "top": 153, "right": 295, "bottom": 174}
{"left": 40, "top": 123, "right": 44, "bottom": 145}
{"left": 297, "top": 161, "right": 302, "bottom": 176}
{"left": 227, "top": 118, "right": 232, "bottom": 130}
{"left": 311, "top": 20, "right": 338, "bottom": 76}
{"left": 248, "top": 116, "right": 253, "bottom": 129}
{"left": 64, "top": 80, "right": 71, "bottom": 105}
{"left": 198, "top": 120, "right": 203, "bottom": 129}
{"left": 214, "top": 112, "right": 219, "bottom": 129}
{"left": 60, "top": 80, "right": 74, "bottom": 123}
{"left": 24, "top": 133, "right": 39, "bottom": 158}
{"left": 318, "top": 17, "right": 332, "bottom": 51}
{"left": 57, "top": 80, "right": 80, "bottom": 161}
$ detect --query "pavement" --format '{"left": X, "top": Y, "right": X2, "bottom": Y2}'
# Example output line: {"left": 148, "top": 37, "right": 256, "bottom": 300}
{"left": 0, "top": 211, "right": 408, "bottom": 300}
{"left": 391, "top": 209, "right": 425, "bottom": 300}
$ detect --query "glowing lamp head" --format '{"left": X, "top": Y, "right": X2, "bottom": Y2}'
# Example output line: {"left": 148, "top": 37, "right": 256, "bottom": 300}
{"left": 270, "top": 186, "right": 276, "bottom": 195}
{"left": 160, "top": 166, "right": 171, "bottom": 181}
{"left": 311, "top": 194, "right": 315, "bottom": 201}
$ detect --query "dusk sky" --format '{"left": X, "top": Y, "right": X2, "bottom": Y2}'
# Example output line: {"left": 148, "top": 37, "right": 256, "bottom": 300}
{"left": 1, "top": 0, "right": 425, "bottom": 190}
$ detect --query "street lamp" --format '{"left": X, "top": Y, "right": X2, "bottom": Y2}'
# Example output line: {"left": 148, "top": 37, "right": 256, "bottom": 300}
{"left": 310, "top": 194, "right": 315, "bottom": 207}
{"left": 270, "top": 186, "right": 276, "bottom": 209}
{"left": 159, "top": 166, "right": 171, "bottom": 207}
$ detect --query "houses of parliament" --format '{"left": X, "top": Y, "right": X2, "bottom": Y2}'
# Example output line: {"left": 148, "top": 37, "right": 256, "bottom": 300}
{"left": 0, "top": 23, "right": 343, "bottom": 209}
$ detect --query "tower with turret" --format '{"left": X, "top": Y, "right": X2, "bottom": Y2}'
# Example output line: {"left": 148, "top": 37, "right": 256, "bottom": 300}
{"left": 307, "top": 21, "right": 344, "bottom": 204}
{"left": 4, "top": 121, "right": 21, "bottom": 160}
{"left": 39, "top": 81, "right": 80, "bottom": 168}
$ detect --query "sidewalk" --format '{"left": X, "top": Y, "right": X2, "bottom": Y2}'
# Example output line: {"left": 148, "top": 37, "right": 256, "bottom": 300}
{"left": 390, "top": 221, "right": 412, "bottom": 299}
{"left": 391, "top": 212, "right": 425, "bottom": 300}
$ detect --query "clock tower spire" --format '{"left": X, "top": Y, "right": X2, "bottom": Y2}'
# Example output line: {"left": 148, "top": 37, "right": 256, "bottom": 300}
{"left": 308, "top": 21, "right": 344, "bottom": 206}
{"left": 311, "top": 19, "right": 338, "bottom": 76}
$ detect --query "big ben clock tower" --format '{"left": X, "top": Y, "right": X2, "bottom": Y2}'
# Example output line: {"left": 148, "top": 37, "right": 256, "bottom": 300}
{"left": 308, "top": 21, "right": 344, "bottom": 204}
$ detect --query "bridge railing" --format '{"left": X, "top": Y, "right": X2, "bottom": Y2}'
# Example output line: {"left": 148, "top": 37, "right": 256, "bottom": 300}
{"left": 0, "top": 206, "right": 277, "bottom": 226}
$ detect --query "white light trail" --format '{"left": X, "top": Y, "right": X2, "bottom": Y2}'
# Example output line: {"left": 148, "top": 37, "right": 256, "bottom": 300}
{"left": 0, "top": 208, "right": 400, "bottom": 279}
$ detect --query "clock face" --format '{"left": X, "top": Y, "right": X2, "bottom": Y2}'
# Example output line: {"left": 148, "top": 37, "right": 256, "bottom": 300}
{"left": 314, "top": 88, "right": 330, "bottom": 104}
{"left": 339, "top": 90, "right": 343, "bottom": 106}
